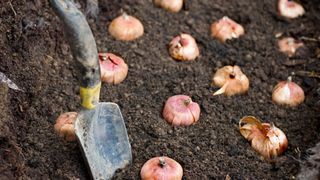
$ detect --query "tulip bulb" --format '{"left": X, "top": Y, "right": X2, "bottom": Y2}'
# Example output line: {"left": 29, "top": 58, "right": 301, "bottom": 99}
{"left": 169, "top": 33, "right": 200, "bottom": 61}
{"left": 212, "top": 65, "right": 249, "bottom": 96}
{"left": 140, "top": 156, "right": 183, "bottom": 180}
{"left": 278, "top": 37, "right": 304, "bottom": 57}
{"left": 272, "top": 76, "right": 305, "bottom": 107}
{"left": 278, "top": 0, "right": 305, "bottom": 19}
{"left": 99, "top": 53, "right": 128, "bottom": 85}
{"left": 211, "top": 16, "right": 245, "bottom": 42}
{"left": 239, "top": 116, "right": 288, "bottom": 160}
{"left": 163, "top": 95, "right": 200, "bottom": 126}
{"left": 154, "top": 0, "right": 183, "bottom": 13}
{"left": 108, "top": 13, "right": 144, "bottom": 41}
{"left": 54, "top": 112, "right": 77, "bottom": 142}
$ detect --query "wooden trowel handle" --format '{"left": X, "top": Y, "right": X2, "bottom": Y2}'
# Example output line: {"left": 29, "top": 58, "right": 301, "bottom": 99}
{"left": 51, "top": 0, "right": 101, "bottom": 109}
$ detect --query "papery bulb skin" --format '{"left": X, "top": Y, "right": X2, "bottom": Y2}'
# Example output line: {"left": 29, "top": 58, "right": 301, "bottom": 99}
{"left": 212, "top": 65, "right": 249, "bottom": 96}
{"left": 272, "top": 76, "right": 305, "bottom": 107}
{"left": 108, "top": 13, "right": 144, "bottom": 41}
{"left": 239, "top": 116, "right": 288, "bottom": 160}
{"left": 265, "top": 124, "right": 289, "bottom": 157}
{"left": 278, "top": 37, "right": 304, "bottom": 57}
{"left": 278, "top": 0, "right": 305, "bottom": 19}
{"left": 54, "top": 112, "right": 78, "bottom": 142}
{"left": 140, "top": 156, "right": 183, "bottom": 180}
{"left": 154, "top": 0, "right": 183, "bottom": 13}
{"left": 163, "top": 95, "right": 200, "bottom": 126}
{"left": 211, "top": 16, "right": 244, "bottom": 42}
{"left": 169, "top": 33, "right": 200, "bottom": 61}
{"left": 99, "top": 53, "right": 128, "bottom": 85}
{"left": 249, "top": 123, "right": 288, "bottom": 160}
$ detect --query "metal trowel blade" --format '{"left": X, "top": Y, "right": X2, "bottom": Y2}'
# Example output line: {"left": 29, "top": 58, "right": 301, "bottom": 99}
{"left": 75, "top": 102, "right": 132, "bottom": 180}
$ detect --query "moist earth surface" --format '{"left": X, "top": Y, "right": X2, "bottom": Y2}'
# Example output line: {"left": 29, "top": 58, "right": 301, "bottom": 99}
{"left": 0, "top": 0, "right": 319, "bottom": 179}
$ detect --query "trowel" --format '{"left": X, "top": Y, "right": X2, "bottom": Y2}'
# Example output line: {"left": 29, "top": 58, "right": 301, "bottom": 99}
{"left": 50, "top": 0, "right": 132, "bottom": 179}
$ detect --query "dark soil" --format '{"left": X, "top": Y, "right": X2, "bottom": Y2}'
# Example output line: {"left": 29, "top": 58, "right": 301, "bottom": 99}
{"left": 0, "top": 0, "right": 319, "bottom": 179}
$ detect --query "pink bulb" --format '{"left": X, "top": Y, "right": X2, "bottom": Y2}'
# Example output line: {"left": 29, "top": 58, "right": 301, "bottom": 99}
{"left": 278, "top": 0, "right": 305, "bottom": 19}
{"left": 162, "top": 95, "right": 200, "bottom": 126}
{"left": 278, "top": 37, "right": 304, "bottom": 57}
{"left": 239, "top": 116, "right": 288, "bottom": 160}
{"left": 272, "top": 76, "right": 305, "bottom": 107}
{"left": 212, "top": 65, "right": 249, "bottom": 96}
{"left": 154, "top": 0, "right": 183, "bottom": 13}
{"left": 211, "top": 16, "right": 244, "bottom": 42}
{"left": 168, "top": 34, "right": 200, "bottom": 61}
{"left": 108, "top": 13, "right": 144, "bottom": 41}
{"left": 54, "top": 112, "right": 77, "bottom": 142}
{"left": 99, "top": 53, "right": 128, "bottom": 85}
{"left": 140, "top": 156, "right": 183, "bottom": 180}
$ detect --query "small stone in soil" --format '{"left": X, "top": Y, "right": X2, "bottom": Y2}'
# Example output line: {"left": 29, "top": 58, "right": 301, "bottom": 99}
{"left": 27, "top": 158, "right": 39, "bottom": 168}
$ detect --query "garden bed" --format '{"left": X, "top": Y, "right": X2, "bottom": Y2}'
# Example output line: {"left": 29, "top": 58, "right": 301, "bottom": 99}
{"left": 0, "top": 0, "right": 319, "bottom": 179}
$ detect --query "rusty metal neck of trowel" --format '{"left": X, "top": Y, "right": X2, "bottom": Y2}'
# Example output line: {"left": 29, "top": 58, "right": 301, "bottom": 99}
{"left": 51, "top": 0, "right": 101, "bottom": 109}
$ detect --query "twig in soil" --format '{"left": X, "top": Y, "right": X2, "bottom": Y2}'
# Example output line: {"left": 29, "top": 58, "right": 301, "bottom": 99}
{"left": 299, "top": 36, "right": 319, "bottom": 42}
{"left": 286, "top": 154, "right": 305, "bottom": 165}
{"left": 45, "top": 54, "right": 54, "bottom": 60}
{"left": 8, "top": 0, "right": 17, "bottom": 16}
{"left": 294, "top": 147, "right": 301, "bottom": 159}
{"left": 295, "top": 71, "right": 320, "bottom": 79}
{"left": 282, "top": 59, "right": 309, "bottom": 66}
{"left": 283, "top": 59, "right": 316, "bottom": 66}
{"left": 10, "top": 140, "right": 25, "bottom": 160}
